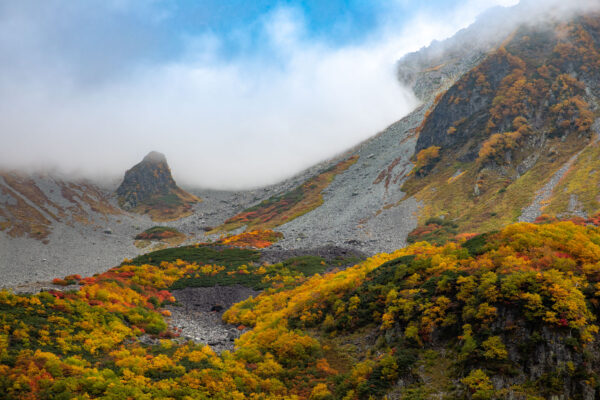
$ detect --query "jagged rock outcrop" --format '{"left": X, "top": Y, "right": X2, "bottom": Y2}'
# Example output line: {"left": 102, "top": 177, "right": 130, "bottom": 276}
{"left": 117, "top": 151, "right": 178, "bottom": 210}
{"left": 414, "top": 49, "right": 515, "bottom": 157}
{"left": 116, "top": 151, "right": 200, "bottom": 221}
{"left": 415, "top": 17, "right": 600, "bottom": 157}
{"left": 397, "top": 5, "right": 518, "bottom": 102}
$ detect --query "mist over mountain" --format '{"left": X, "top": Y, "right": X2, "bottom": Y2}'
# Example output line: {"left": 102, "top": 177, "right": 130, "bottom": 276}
{"left": 0, "top": 0, "right": 525, "bottom": 189}
{"left": 3, "top": 1, "right": 600, "bottom": 399}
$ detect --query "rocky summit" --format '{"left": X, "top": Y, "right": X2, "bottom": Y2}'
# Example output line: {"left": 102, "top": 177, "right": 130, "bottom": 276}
{"left": 117, "top": 151, "right": 178, "bottom": 210}
{"left": 116, "top": 151, "right": 200, "bottom": 221}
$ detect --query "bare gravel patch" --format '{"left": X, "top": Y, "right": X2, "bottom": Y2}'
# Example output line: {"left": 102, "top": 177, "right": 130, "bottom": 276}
{"left": 518, "top": 150, "right": 584, "bottom": 223}
{"left": 166, "top": 285, "right": 260, "bottom": 353}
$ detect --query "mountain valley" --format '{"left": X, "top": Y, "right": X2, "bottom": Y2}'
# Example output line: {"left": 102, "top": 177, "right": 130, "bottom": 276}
{"left": 2, "top": 3, "right": 600, "bottom": 399}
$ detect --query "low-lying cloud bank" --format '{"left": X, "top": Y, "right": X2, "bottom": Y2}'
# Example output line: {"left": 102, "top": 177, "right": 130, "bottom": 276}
{"left": 2, "top": 0, "right": 593, "bottom": 189}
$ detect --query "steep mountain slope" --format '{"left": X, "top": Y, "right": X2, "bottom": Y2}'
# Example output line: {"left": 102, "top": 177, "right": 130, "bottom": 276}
{"left": 397, "top": 3, "right": 526, "bottom": 102}
{"left": 203, "top": 105, "right": 425, "bottom": 254}
{"left": 116, "top": 151, "right": 200, "bottom": 221}
{"left": 214, "top": 156, "right": 360, "bottom": 232}
{"left": 0, "top": 171, "right": 122, "bottom": 242}
{"left": 401, "top": 14, "right": 600, "bottom": 240}
{"left": 0, "top": 171, "right": 154, "bottom": 285}
{"left": 217, "top": 6, "right": 526, "bottom": 254}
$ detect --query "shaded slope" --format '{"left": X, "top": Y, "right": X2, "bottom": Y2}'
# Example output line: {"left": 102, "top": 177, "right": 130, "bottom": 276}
{"left": 0, "top": 171, "right": 122, "bottom": 242}
{"left": 400, "top": 14, "right": 600, "bottom": 238}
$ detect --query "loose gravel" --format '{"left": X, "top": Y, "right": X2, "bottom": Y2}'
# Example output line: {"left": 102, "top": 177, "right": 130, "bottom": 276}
{"left": 518, "top": 150, "right": 584, "bottom": 223}
{"left": 166, "top": 286, "right": 260, "bottom": 353}
{"left": 274, "top": 105, "right": 427, "bottom": 255}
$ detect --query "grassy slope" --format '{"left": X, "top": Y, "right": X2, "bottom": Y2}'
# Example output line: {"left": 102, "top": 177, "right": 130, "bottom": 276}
{"left": 402, "top": 134, "right": 587, "bottom": 234}
{"left": 130, "top": 188, "right": 201, "bottom": 222}
{"left": 126, "top": 243, "right": 363, "bottom": 291}
{"left": 545, "top": 139, "right": 600, "bottom": 216}
{"left": 216, "top": 155, "right": 359, "bottom": 232}
{"left": 127, "top": 244, "right": 261, "bottom": 267}
{"left": 400, "top": 17, "right": 600, "bottom": 238}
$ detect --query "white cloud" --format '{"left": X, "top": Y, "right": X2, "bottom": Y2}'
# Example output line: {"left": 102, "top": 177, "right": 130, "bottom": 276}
{"left": 0, "top": 0, "right": 594, "bottom": 189}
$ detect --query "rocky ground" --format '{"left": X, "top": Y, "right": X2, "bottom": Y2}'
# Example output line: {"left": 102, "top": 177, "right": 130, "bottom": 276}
{"left": 0, "top": 183, "right": 280, "bottom": 288}
{"left": 0, "top": 206, "right": 146, "bottom": 288}
{"left": 8, "top": 280, "right": 81, "bottom": 295}
{"left": 166, "top": 286, "right": 260, "bottom": 353}
{"left": 518, "top": 149, "right": 586, "bottom": 223}
{"left": 273, "top": 106, "right": 426, "bottom": 255}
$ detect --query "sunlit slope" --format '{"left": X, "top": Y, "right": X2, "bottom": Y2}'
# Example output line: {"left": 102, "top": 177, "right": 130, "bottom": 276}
{"left": 2, "top": 220, "right": 600, "bottom": 398}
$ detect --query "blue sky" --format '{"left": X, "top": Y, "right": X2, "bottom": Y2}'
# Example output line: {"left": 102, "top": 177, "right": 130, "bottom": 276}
{"left": 152, "top": 0, "right": 500, "bottom": 46}
{"left": 0, "top": 0, "right": 533, "bottom": 188}
{"left": 1, "top": 0, "right": 505, "bottom": 82}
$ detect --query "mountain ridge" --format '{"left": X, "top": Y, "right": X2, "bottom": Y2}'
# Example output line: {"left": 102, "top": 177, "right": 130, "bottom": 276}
{"left": 401, "top": 13, "right": 600, "bottom": 240}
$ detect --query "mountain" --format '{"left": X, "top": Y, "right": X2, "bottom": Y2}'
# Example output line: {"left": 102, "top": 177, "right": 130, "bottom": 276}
{"left": 242, "top": 10, "right": 600, "bottom": 252}
{"left": 0, "top": 156, "right": 326, "bottom": 287}
{"left": 116, "top": 151, "right": 200, "bottom": 221}
{"left": 401, "top": 13, "right": 600, "bottom": 242}
{"left": 0, "top": 171, "right": 121, "bottom": 243}
{"left": 4, "top": 3, "right": 600, "bottom": 400}
{"left": 3, "top": 5, "right": 600, "bottom": 280}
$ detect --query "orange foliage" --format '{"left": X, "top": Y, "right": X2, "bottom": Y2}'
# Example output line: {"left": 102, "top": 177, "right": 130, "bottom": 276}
{"left": 414, "top": 146, "right": 441, "bottom": 171}
{"left": 219, "top": 156, "right": 358, "bottom": 231}
{"left": 218, "top": 230, "right": 283, "bottom": 248}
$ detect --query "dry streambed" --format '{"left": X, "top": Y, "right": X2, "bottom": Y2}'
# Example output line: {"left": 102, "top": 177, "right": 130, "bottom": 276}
{"left": 166, "top": 285, "right": 260, "bottom": 353}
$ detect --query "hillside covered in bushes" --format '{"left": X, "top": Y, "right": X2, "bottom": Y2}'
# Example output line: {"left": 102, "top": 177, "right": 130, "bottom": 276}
{"left": 2, "top": 220, "right": 600, "bottom": 399}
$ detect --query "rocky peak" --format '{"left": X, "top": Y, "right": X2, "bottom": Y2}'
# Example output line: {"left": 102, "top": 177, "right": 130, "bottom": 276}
{"left": 116, "top": 151, "right": 178, "bottom": 210}
{"left": 143, "top": 151, "right": 168, "bottom": 164}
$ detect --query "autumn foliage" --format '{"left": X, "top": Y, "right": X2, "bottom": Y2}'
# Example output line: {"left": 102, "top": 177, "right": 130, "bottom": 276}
{"left": 3, "top": 221, "right": 600, "bottom": 398}
{"left": 135, "top": 226, "right": 183, "bottom": 241}
{"left": 225, "top": 221, "right": 600, "bottom": 398}
{"left": 218, "top": 156, "right": 358, "bottom": 232}
{"left": 414, "top": 146, "right": 440, "bottom": 173}
{"left": 217, "top": 229, "right": 283, "bottom": 248}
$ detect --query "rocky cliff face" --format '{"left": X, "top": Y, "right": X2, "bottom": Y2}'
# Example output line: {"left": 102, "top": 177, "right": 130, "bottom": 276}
{"left": 116, "top": 151, "right": 178, "bottom": 210}
{"left": 116, "top": 151, "right": 200, "bottom": 221}
{"left": 400, "top": 14, "right": 600, "bottom": 237}
{"left": 415, "top": 19, "right": 599, "bottom": 157}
